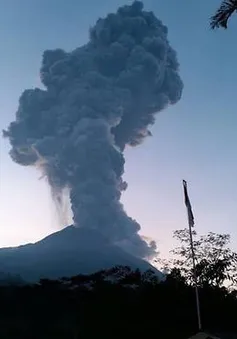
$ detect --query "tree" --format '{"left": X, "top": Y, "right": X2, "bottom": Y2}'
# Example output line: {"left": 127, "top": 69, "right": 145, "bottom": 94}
{"left": 0, "top": 265, "right": 236, "bottom": 338}
{"left": 210, "top": 0, "right": 237, "bottom": 29}
{"left": 159, "top": 229, "right": 237, "bottom": 289}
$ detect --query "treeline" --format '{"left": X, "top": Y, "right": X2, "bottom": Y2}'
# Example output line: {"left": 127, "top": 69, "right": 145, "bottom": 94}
{"left": 0, "top": 265, "right": 236, "bottom": 339}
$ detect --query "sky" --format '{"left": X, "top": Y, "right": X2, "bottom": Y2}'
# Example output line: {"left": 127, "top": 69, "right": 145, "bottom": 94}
{"left": 0, "top": 0, "right": 237, "bottom": 258}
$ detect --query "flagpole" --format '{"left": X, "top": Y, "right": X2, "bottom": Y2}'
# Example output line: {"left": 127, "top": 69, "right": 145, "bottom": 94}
{"left": 182, "top": 180, "right": 202, "bottom": 332}
{"left": 188, "top": 215, "right": 202, "bottom": 332}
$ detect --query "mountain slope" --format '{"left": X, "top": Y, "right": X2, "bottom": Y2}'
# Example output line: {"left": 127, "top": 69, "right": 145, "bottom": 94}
{"left": 0, "top": 226, "right": 161, "bottom": 282}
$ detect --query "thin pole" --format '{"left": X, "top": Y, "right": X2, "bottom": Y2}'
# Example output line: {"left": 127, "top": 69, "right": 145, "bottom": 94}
{"left": 188, "top": 219, "right": 202, "bottom": 331}
{"left": 183, "top": 180, "right": 202, "bottom": 332}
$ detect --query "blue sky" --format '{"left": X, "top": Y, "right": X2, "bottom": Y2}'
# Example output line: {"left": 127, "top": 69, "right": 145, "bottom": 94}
{"left": 0, "top": 0, "right": 236, "bottom": 257}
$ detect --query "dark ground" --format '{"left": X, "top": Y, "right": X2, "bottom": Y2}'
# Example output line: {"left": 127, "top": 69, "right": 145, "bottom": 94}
{"left": 0, "top": 266, "right": 236, "bottom": 339}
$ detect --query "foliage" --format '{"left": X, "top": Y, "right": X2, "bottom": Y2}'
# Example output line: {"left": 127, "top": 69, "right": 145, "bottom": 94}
{"left": 0, "top": 272, "right": 25, "bottom": 286}
{"left": 158, "top": 229, "right": 237, "bottom": 289}
{"left": 210, "top": 0, "right": 237, "bottom": 29}
{"left": 0, "top": 265, "right": 236, "bottom": 338}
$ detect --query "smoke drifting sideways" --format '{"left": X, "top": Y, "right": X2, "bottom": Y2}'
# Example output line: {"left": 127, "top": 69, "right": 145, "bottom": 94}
{"left": 3, "top": 1, "right": 183, "bottom": 259}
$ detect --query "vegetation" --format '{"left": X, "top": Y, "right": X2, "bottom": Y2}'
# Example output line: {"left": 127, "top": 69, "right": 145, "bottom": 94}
{"left": 159, "top": 229, "right": 237, "bottom": 290}
{"left": 211, "top": 0, "right": 237, "bottom": 29}
{"left": 0, "top": 232, "right": 236, "bottom": 338}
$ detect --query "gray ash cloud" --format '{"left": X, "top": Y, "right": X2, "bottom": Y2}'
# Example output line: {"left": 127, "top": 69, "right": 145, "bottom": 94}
{"left": 3, "top": 1, "right": 183, "bottom": 259}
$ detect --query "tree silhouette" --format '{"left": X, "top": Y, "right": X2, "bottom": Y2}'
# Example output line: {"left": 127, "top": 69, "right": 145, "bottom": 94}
{"left": 159, "top": 229, "right": 237, "bottom": 289}
{"left": 210, "top": 0, "right": 237, "bottom": 29}
{"left": 0, "top": 264, "right": 236, "bottom": 337}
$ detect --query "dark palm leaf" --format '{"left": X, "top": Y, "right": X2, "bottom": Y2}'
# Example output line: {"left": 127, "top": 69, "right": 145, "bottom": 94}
{"left": 210, "top": 0, "right": 237, "bottom": 29}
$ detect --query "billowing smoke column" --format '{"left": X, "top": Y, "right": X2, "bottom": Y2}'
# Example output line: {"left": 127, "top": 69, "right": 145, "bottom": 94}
{"left": 3, "top": 1, "right": 183, "bottom": 259}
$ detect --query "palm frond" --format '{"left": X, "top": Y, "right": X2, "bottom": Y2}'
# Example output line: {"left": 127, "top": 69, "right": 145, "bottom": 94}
{"left": 210, "top": 0, "right": 237, "bottom": 29}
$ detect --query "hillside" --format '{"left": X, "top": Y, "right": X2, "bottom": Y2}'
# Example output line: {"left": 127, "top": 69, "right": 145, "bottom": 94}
{"left": 0, "top": 226, "right": 160, "bottom": 282}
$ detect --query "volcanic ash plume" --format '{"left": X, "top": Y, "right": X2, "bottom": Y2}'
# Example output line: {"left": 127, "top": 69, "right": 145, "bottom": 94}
{"left": 3, "top": 1, "right": 183, "bottom": 259}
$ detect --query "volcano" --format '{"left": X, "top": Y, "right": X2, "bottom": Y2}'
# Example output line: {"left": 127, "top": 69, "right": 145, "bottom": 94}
{"left": 0, "top": 226, "right": 161, "bottom": 283}
{"left": 4, "top": 1, "right": 183, "bottom": 261}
